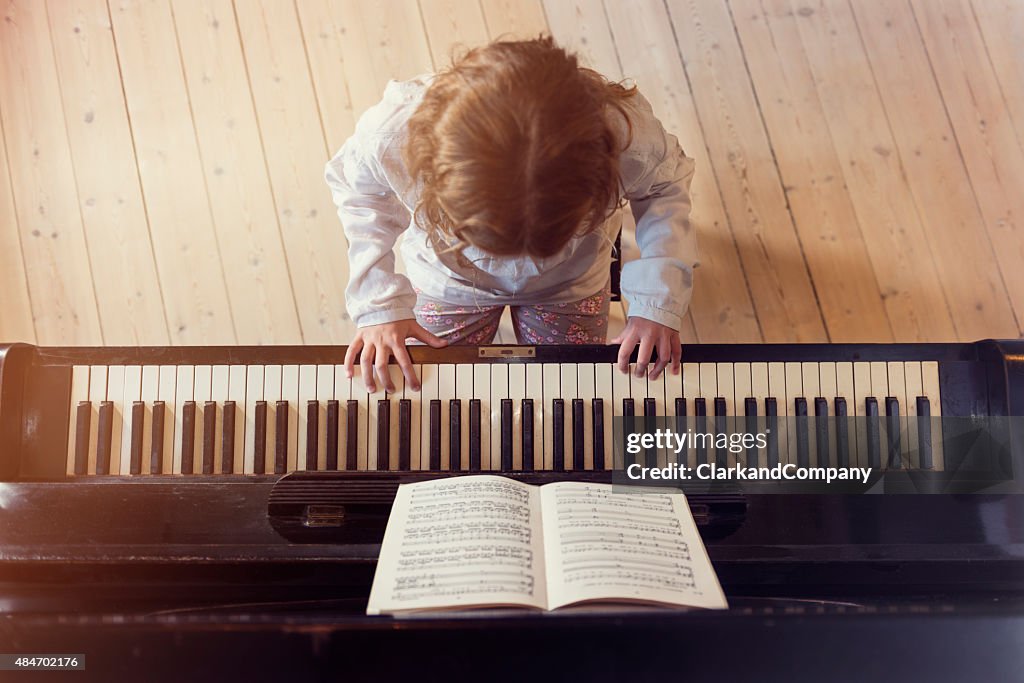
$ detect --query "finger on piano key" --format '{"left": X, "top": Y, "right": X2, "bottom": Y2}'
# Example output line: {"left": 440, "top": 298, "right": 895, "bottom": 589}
{"left": 904, "top": 361, "right": 923, "bottom": 470}
{"left": 594, "top": 364, "right": 613, "bottom": 471}
{"left": 887, "top": 361, "right": 909, "bottom": 469}
{"left": 428, "top": 399, "right": 441, "bottom": 470}
{"left": 836, "top": 362, "right": 855, "bottom": 468}
{"left": 141, "top": 366, "right": 160, "bottom": 474}
{"left": 120, "top": 365, "right": 142, "bottom": 476}
{"left": 922, "top": 361, "right": 943, "bottom": 471}
{"left": 419, "top": 364, "right": 438, "bottom": 471}
{"left": 221, "top": 400, "right": 236, "bottom": 474}
{"left": 473, "top": 365, "right": 490, "bottom": 471}
{"left": 67, "top": 366, "right": 90, "bottom": 476}
{"left": 716, "top": 362, "right": 734, "bottom": 467}
{"left": 297, "top": 365, "right": 317, "bottom": 471}
{"left": 406, "top": 364, "right": 421, "bottom": 471}
{"left": 244, "top": 366, "right": 264, "bottom": 474}
{"left": 819, "top": 362, "right": 838, "bottom": 467}
{"left": 784, "top": 363, "right": 802, "bottom": 466}
{"left": 438, "top": 364, "right": 455, "bottom": 471}
{"left": 870, "top": 362, "right": 889, "bottom": 469}
{"left": 543, "top": 364, "right": 561, "bottom": 471}
{"left": 577, "top": 362, "right": 595, "bottom": 470}
{"left": 254, "top": 400, "right": 267, "bottom": 474}
{"left": 456, "top": 364, "right": 473, "bottom": 471}
{"left": 275, "top": 400, "right": 289, "bottom": 474}
{"left": 96, "top": 403, "right": 113, "bottom": 479}
{"left": 767, "top": 362, "right": 786, "bottom": 467}
{"left": 522, "top": 398, "right": 535, "bottom": 471}
{"left": 181, "top": 400, "right": 197, "bottom": 475}
{"left": 469, "top": 398, "right": 482, "bottom": 472}
{"left": 316, "top": 365, "right": 333, "bottom": 471}
{"left": 560, "top": 364, "right": 578, "bottom": 471}
{"left": 734, "top": 363, "right": 752, "bottom": 467}
{"left": 378, "top": 398, "right": 391, "bottom": 471}
{"left": 87, "top": 365, "right": 106, "bottom": 475}
{"left": 282, "top": 365, "right": 300, "bottom": 473}
{"left": 106, "top": 366, "right": 125, "bottom": 476}
{"left": 151, "top": 400, "right": 166, "bottom": 474}
{"left": 189, "top": 368, "right": 210, "bottom": 475}
{"left": 399, "top": 399, "right": 412, "bottom": 471}
{"left": 263, "top": 365, "right": 282, "bottom": 475}
{"left": 853, "top": 362, "right": 872, "bottom": 469}
{"left": 509, "top": 363, "right": 527, "bottom": 471}
{"left": 326, "top": 400, "right": 339, "bottom": 470}
{"left": 210, "top": 366, "right": 229, "bottom": 473}
{"left": 202, "top": 400, "right": 216, "bottom": 475}
{"left": 801, "top": 363, "right": 819, "bottom": 467}
{"left": 131, "top": 400, "right": 146, "bottom": 475}
{"left": 835, "top": 397, "right": 849, "bottom": 468}
{"left": 73, "top": 400, "right": 91, "bottom": 476}
{"left": 492, "top": 364, "right": 510, "bottom": 471}
{"left": 865, "top": 397, "right": 881, "bottom": 469}
{"left": 173, "top": 365, "right": 194, "bottom": 475}
{"left": 160, "top": 365, "right": 178, "bottom": 477}
{"left": 306, "top": 399, "right": 320, "bottom": 470}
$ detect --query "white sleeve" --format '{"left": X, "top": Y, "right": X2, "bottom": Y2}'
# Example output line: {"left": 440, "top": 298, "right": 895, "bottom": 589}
{"left": 620, "top": 94, "right": 698, "bottom": 333}
{"left": 324, "top": 128, "right": 418, "bottom": 328}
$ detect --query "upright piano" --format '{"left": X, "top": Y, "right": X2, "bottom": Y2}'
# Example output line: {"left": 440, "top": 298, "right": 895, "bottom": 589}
{"left": 1, "top": 340, "right": 1022, "bottom": 681}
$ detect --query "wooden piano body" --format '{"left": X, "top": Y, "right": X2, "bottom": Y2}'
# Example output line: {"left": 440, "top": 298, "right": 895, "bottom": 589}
{"left": 1, "top": 341, "right": 1022, "bottom": 681}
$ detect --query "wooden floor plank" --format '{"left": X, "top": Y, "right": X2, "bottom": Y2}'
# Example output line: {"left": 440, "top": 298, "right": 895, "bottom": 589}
{"left": 756, "top": 0, "right": 957, "bottom": 342}
{"left": 234, "top": 0, "right": 355, "bottom": 343}
{"left": 480, "top": 0, "right": 548, "bottom": 40}
{"left": 912, "top": 0, "right": 1024, "bottom": 331}
{"left": 722, "top": 0, "right": 891, "bottom": 343}
{"left": 47, "top": 0, "right": 170, "bottom": 346}
{"left": 602, "top": 0, "right": 761, "bottom": 344}
{"left": 851, "top": 0, "right": 1020, "bottom": 340}
{"left": 970, "top": 0, "right": 1024, "bottom": 158}
{"left": 0, "top": 0, "right": 103, "bottom": 344}
{"left": 172, "top": 0, "right": 304, "bottom": 345}
{"left": 0, "top": 122, "right": 36, "bottom": 343}
{"left": 419, "top": 0, "right": 492, "bottom": 68}
{"left": 108, "top": 0, "right": 236, "bottom": 344}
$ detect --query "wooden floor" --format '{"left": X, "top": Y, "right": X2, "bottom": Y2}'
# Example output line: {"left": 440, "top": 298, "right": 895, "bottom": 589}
{"left": 1, "top": 0, "right": 1022, "bottom": 347}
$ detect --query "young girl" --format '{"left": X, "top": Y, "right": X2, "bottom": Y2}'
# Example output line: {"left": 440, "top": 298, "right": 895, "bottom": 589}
{"left": 326, "top": 36, "right": 696, "bottom": 393}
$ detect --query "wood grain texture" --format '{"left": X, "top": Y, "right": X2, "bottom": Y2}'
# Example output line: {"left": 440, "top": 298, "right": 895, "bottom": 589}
{"left": 0, "top": 120, "right": 35, "bottom": 343}
{"left": 419, "top": 0, "right": 491, "bottom": 68}
{"left": 480, "top": 0, "right": 548, "bottom": 40}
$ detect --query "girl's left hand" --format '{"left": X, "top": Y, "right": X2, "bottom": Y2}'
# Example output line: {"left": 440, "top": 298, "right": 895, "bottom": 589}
{"left": 611, "top": 318, "right": 682, "bottom": 379}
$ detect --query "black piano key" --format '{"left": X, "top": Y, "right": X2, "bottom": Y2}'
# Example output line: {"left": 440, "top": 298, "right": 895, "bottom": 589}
{"left": 133, "top": 401, "right": 147, "bottom": 475}
{"left": 593, "top": 398, "right": 605, "bottom": 471}
{"left": 865, "top": 397, "right": 881, "bottom": 469}
{"left": 253, "top": 400, "right": 267, "bottom": 475}
{"left": 378, "top": 399, "right": 390, "bottom": 471}
{"left": 96, "top": 401, "right": 113, "bottom": 475}
{"left": 917, "top": 397, "right": 933, "bottom": 470}
{"left": 885, "top": 397, "right": 901, "bottom": 469}
{"left": 429, "top": 399, "right": 441, "bottom": 470}
{"left": 73, "top": 401, "right": 91, "bottom": 475}
{"left": 522, "top": 399, "right": 535, "bottom": 471}
{"left": 306, "top": 400, "right": 319, "bottom": 471}
{"left": 552, "top": 398, "right": 565, "bottom": 472}
{"left": 622, "top": 398, "right": 635, "bottom": 468}
{"left": 694, "top": 398, "right": 707, "bottom": 466}
{"left": 345, "top": 400, "right": 358, "bottom": 470}
{"left": 714, "top": 397, "right": 728, "bottom": 468}
{"left": 794, "top": 397, "right": 809, "bottom": 468}
{"left": 814, "top": 397, "right": 830, "bottom": 468}
{"left": 500, "top": 399, "right": 513, "bottom": 471}
{"left": 449, "top": 399, "right": 461, "bottom": 471}
{"left": 181, "top": 400, "right": 196, "bottom": 475}
{"left": 325, "top": 400, "right": 339, "bottom": 470}
{"left": 275, "top": 400, "right": 288, "bottom": 474}
{"left": 222, "top": 400, "right": 236, "bottom": 474}
{"left": 202, "top": 401, "right": 216, "bottom": 475}
{"left": 765, "top": 398, "right": 779, "bottom": 467}
{"left": 835, "top": 397, "right": 849, "bottom": 469}
{"left": 398, "top": 399, "right": 412, "bottom": 471}
{"left": 744, "top": 397, "right": 758, "bottom": 468}
{"left": 151, "top": 400, "right": 166, "bottom": 474}
{"left": 469, "top": 399, "right": 481, "bottom": 472}
{"left": 572, "top": 398, "right": 584, "bottom": 470}
{"left": 644, "top": 397, "right": 657, "bottom": 468}
{"left": 674, "top": 397, "right": 687, "bottom": 467}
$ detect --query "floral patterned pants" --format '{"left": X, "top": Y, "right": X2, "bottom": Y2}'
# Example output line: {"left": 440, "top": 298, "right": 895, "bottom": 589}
{"left": 413, "top": 283, "right": 611, "bottom": 345}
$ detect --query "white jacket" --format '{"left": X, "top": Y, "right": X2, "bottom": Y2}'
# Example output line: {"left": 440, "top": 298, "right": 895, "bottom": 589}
{"left": 324, "top": 75, "right": 698, "bottom": 331}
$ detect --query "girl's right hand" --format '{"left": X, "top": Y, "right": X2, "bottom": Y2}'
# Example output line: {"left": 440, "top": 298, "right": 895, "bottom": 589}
{"left": 344, "top": 320, "right": 448, "bottom": 393}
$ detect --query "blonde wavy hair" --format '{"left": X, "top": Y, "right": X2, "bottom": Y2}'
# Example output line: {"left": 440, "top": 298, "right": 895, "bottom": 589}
{"left": 403, "top": 35, "right": 637, "bottom": 258}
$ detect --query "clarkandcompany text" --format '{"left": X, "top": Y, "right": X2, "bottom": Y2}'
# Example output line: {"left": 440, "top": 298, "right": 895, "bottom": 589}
{"left": 625, "top": 462, "right": 874, "bottom": 485}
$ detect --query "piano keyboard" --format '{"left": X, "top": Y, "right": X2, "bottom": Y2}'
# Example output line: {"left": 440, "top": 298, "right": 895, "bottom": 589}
{"left": 64, "top": 359, "right": 943, "bottom": 476}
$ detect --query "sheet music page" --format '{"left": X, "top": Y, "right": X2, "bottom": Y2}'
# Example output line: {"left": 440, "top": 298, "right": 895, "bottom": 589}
{"left": 540, "top": 482, "right": 727, "bottom": 610}
{"left": 367, "top": 476, "right": 547, "bottom": 614}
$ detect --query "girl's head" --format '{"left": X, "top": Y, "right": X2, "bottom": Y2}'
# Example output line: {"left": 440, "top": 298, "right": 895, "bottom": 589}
{"left": 404, "top": 36, "right": 636, "bottom": 258}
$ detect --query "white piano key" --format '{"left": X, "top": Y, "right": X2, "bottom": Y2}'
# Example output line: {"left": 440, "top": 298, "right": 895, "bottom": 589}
{"left": 87, "top": 365, "right": 106, "bottom": 475}
{"left": 715, "top": 363, "right": 734, "bottom": 466}
{"left": 281, "top": 365, "right": 300, "bottom": 473}
{"left": 647, "top": 365, "right": 667, "bottom": 467}
{"left": 509, "top": 363, "right": 527, "bottom": 471}
{"left": 106, "top": 365, "right": 125, "bottom": 475}
{"left": 751, "top": 362, "right": 770, "bottom": 466}
{"left": 332, "top": 365, "right": 351, "bottom": 470}
{"left": 474, "top": 364, "right": 491, "bottom": 470}
{"left": 67, "top": 365, "right": 90, "bottom": 475}
{"left": 525, "top": 363, "right": 543, "bottom": 469}
{"left": 578, "top": 363, "right": 595, "bottom": 470}
{"left": 191, "top": 366, "right": 212, "bottom": 475}
{"left": 836, "top": 362, "right": 855, "bottom": 466}
{"left": 681, "top": 362, "right": 699, "bottom": 466}
{"left": 853, "top": 362, "right": 872, "bottom": 469}
{"left": 784, "top": 363, "right": 802, "bottom": 465}
{"left": 140, "top": 366, "right": 160, "bottom": 473}
{"left": 418, "top": 364, "right": 438, "bottom": 470}
{"left": 542, "top": 364, "right": 561, "bottom": 470}
{"left": 438, "top": 364, "right": 456, "bottom": 470}
{"left": 406, "top": 364, "right": 422, "bottom": 471}
{"left": 456, "top": 364, "right": 473, "bottom": 470}
{"left": 119, "top": 366, "right": 142, "bottom": 475}
{"left": 734, "top": 362, "right": 752, "bottom": 467}
{"left": 802, "top": 363, "right": 819, "bottom": 465}
{"left": 263, "top": 365, "right": 282, "bottom": 474}
{"left": 316, "top": 365, "right": 333, "bottom": 471}
{"left": 560, "top": 364, "right": 578, "bottom": 470}
{"left": 922, "top": 361, "right": 944, "bottom": 471}
{"left": 871, "top": 361, "right": 889, "bottom": 468}
{"left": 297, "top": 365, "right": 317, "bottom": 470}
{"left": 887, "top": 361, "right": 908, "bottom": 469}
{"left": 819, "top": 362, "right": 838, "bottom": 464}
{"left": 594, "top": 364, "right": 613, "bottom": 469}
{"left": 904, "top": 361, "right": 923, "bottom": 469}
{"left": 173, "top": 365, "right": 194, "bottom": 474}
{"left": 210, "top": 366, "right": 229, "bottom": 474}
{"left": 385, "top": 366, "right": 403, "bottom": 471}
{"left": 244, "top": 365, "right": 264, "bottom": 474}
{"left": 489, "top": 364, "right": 508, "bottom": 471}
{"left": 159, "top": 365, "right": 178, "bottom": 474}
{"left": 767, "top": 362, "right": 787, "bottom": 463}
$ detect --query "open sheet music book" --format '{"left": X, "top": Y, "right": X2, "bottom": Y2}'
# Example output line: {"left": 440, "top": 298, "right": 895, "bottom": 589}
{"left": 366, "top": 476, "right": 728, "bottom": 615}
